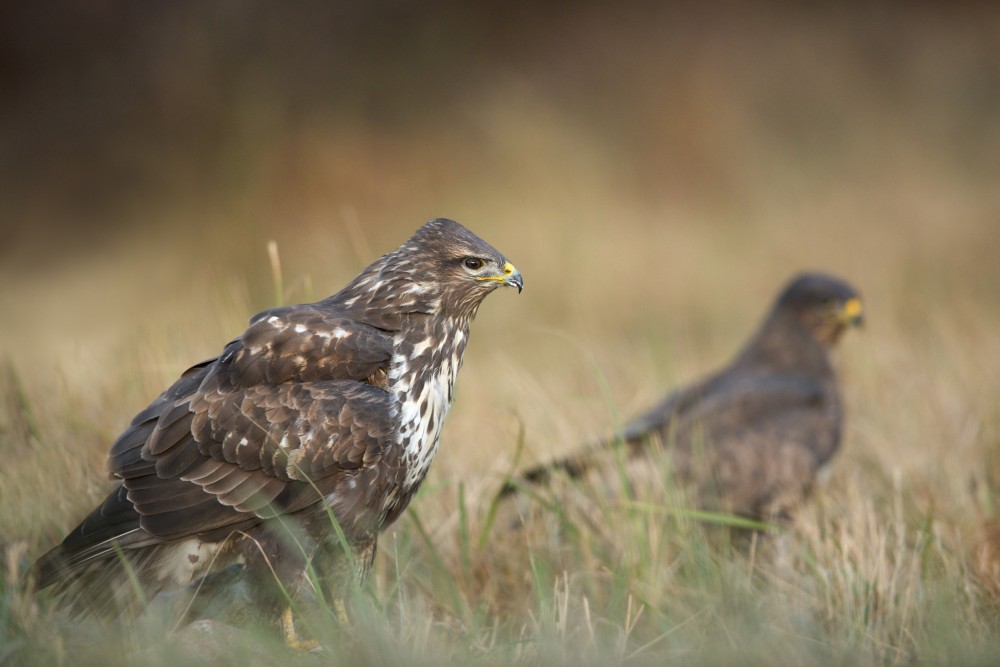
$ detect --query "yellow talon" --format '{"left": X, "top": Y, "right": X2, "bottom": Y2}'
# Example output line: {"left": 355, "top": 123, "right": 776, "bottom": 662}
{"left": 281, "top": 606, "right": 319, "bottom": 652}
{"left": 334, "top": 598, "right": 352, "bottom": 628}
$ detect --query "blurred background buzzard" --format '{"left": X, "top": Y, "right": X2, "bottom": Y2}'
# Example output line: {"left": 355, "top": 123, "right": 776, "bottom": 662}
{"left": 504, "top": 272, "right": 861, "bottom": 520}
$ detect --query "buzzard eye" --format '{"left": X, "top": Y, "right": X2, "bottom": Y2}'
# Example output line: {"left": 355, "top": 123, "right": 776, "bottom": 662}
{"left": 463, "top": 257, "right": 483, "bottom": 270}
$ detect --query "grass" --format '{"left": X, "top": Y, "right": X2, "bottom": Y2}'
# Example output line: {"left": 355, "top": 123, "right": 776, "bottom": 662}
{"left": 3, "top": 4, "right": 1000, "bottom": 665}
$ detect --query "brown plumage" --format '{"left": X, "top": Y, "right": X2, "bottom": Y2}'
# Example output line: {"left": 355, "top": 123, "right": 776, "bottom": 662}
{"left": 34, "top": 218, "right": 522, "bottom": 626}
{"left": 504, "top": 272, "right": 861, "bottom": 520}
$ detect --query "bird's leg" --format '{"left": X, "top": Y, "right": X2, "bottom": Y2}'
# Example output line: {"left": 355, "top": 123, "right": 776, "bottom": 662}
{"left": 334, "top": 597, "right": 352, "bottom": 629}
{"left": 281, "top": 606, "right": 319, "bottom": 652}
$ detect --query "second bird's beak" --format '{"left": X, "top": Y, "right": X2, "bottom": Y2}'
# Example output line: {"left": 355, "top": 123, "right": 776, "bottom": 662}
{"left": 838, "top": 297, "right": 864, "bottom": 327}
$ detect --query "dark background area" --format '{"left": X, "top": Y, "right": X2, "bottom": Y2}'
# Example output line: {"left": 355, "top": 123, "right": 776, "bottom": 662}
{"left": 3, "top": 1, "right": 998, "bottom": 265}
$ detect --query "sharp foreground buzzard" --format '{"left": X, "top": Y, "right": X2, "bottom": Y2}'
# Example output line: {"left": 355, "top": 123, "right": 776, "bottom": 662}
{"left": 504, "top": 272, "right": 861, "bottom": 520}
{"left": 34, "top": 218, "right": 522, "bottom": 643}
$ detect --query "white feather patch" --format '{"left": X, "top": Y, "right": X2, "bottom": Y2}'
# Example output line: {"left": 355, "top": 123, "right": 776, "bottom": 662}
{"left": 158, "top": 540, "right": 221, "bottom": 586}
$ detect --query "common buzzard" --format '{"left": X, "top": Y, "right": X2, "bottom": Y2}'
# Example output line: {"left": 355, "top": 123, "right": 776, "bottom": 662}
{"left": 34, "top": 218, "right": 522, "bottom": 644}
{"left": 504, "top": 272, "right": 860, "bottom": 520}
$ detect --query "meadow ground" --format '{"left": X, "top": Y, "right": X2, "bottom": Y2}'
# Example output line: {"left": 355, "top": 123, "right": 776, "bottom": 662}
{"left": 2, "top": 5, "right": 1000, "bottom": 665}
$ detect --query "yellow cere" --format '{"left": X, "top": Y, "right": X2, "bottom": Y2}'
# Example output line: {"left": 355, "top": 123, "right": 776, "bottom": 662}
{"left": 476, "top": 262, "right": 518, "bottom": 283}
{"left": 843, "top": 297, "right": 863, "bottom": 319}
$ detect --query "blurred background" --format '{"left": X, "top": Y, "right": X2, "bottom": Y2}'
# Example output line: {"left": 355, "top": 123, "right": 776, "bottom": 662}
{"left": 2, "top": 0, "right": 1000, "bottom": 549}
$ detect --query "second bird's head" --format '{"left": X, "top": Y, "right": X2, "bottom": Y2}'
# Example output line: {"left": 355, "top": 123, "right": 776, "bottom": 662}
{"left": 775, "top": 272, "right": 863, "bottom": 345}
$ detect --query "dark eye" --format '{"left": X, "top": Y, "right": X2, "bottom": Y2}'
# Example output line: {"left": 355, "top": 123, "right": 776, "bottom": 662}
{"left": 463, "top": 257, "right": 483, "bottom": 270}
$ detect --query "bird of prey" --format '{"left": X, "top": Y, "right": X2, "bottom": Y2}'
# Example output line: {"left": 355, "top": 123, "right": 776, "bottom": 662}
{"left": 34, "top": 218, "right": 522, "bottom": 644}
{"left": 504, "top": 272, "right": 861, "bottom": 520}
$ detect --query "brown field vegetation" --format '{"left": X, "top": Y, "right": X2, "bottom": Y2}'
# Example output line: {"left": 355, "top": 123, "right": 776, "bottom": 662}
{"left": 2, "top": 3, "right": 1000, "bottom": 664}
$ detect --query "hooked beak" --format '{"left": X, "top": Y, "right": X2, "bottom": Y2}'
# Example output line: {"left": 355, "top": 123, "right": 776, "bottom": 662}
{"left": 503, "top": 262, "right": 523, "bottom": 293}
{"left": 477, "top": 261, "right": 523, "bottom": 293}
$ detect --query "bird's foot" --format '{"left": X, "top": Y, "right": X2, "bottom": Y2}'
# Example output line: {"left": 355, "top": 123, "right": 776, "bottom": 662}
{"left": 334, "top": 597, "right": 353, "bottom": 630}
{"left": 281, "top": 606, "right": 319, "bottom": 652}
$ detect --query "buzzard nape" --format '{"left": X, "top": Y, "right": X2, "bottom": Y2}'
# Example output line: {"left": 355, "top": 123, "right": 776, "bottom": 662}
{"left": 33, "top": 218, "right": 522, "bottom": 646}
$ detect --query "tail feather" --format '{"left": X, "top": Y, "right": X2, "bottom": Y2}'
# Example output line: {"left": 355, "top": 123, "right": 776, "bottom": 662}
{"left": 32, "top": 484, "right": 160, "bottom": 617}
{"left": 499, "top": 439, "right": 620, "bottom": 498}
{"left": 34, "top": 485, "right": 144, "bottom": 583}
{"left": 498, "top": 412, "right": 672, "bottom": 499}
{"left": 34, "top": 539, "right": 168, "bottom": 618}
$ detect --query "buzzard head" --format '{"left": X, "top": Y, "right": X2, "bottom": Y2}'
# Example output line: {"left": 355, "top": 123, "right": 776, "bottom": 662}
{"left": 394, "top": 218, "right": 523, "bottom": 318}
{"left": 333, "top": 218, "right": 522, "bottom": 326}
{"left": 775, "top": 272, "right": 863, "bottom": 346}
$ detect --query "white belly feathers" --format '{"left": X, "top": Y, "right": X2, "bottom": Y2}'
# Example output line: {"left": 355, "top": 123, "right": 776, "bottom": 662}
{"left": 386, "top": 321, "right": 467, "bottom": 493}
{"left": 398, "top": 358, "right": 455, "bottom": 490}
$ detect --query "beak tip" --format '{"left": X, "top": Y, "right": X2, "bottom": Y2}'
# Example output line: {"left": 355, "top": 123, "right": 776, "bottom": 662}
{"left": 505, "top": 267, "right": 523, "bottom": 293}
